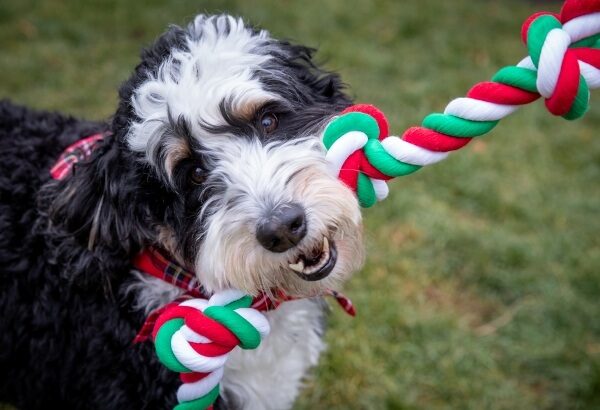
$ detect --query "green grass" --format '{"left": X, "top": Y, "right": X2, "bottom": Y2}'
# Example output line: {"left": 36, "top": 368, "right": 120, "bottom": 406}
{"left": 1, "top": 0, "right": 599, "bottom": 408}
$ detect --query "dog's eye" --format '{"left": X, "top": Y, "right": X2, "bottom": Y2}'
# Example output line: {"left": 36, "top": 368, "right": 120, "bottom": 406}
{"left": 189, "top": 166, "right": 205, "bottom": 185}
{"left": 259, "top": 113, "right": 278, "bottom": 134}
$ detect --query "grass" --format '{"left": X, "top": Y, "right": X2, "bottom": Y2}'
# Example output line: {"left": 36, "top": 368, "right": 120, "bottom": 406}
{"left": 1, "top": 0, "right": 599, "bottom": 408}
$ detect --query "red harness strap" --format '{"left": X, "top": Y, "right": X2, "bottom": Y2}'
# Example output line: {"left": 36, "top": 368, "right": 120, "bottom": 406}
{"left": 50, "top": 133, "right": 105, "bottom": 180}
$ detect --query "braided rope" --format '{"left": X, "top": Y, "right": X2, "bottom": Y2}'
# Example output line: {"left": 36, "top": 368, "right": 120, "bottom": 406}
{"left": 152, "top": 290, "right": 270, "bottom": 410}
{"left": 150, "top": 3, "right": 599, "bottom": 409}
{"left": 324, "top": 0, "right": 600, "bottom": 207}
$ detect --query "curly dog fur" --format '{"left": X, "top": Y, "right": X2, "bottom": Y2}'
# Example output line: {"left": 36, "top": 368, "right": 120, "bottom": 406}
{"left": 0, "top": 100, "right": 182, "bottom": 408}
{"left": 0, "top": 14, "right": 364, "bottom": 409}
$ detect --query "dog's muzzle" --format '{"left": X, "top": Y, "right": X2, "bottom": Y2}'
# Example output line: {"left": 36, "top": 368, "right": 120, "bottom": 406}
{"left": 255, "top": 201, "right": 339, "bottom": 281}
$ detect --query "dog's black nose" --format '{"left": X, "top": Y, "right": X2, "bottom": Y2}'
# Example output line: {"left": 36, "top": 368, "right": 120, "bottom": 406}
{"left": 256, "top": 202, "right": 307, "bottom": 252}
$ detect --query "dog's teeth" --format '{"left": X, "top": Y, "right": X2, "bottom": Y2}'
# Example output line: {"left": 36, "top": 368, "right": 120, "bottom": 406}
{"left": 323, "top": 237, "right": 329, "bottom": 253}
{"left": 289, "top": 261, "right": 305, "bottom": 272}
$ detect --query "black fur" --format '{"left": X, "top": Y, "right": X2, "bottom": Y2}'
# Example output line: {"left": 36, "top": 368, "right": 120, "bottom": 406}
{"left": 0, "top": 100, "right": 180, "bottom": 408}
{"left": 0, "top": 15, "right": 350, "bottom": 409}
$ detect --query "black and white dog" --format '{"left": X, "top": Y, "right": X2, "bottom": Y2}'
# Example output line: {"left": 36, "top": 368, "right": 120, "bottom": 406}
{"left": 0, "top": 14, "right": 364, "bottom": 409}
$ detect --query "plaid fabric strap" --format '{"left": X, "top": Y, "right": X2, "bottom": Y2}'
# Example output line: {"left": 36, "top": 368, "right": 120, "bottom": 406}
{"left": 132, "top": 247, "right": 355, "bottom": 342}
{"left": 50, "top": 133, "right": 105, "bottom": 180}
{"left": 132, "top": 247, "right": 205, "bottom": 298}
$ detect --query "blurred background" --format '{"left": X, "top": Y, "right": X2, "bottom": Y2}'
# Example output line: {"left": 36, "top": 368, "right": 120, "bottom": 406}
{"left": 1, "top": 0, "right": 598, "bottom": 408}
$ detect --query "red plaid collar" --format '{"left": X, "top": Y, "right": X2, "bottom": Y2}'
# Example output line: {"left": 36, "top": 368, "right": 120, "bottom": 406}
{"left": 132, "top": 247, "right": 206, "bottom": 298}
{"left": 132, "top": 247, "right": 284, "bottom": 342}
{"left": 132, "top": 247, "right": 355, "bottom": 343}
{"left": 50, "top": 133, "right": 105, "bottom": 180}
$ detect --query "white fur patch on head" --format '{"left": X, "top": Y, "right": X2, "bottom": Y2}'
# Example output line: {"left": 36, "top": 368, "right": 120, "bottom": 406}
{"left": 127, "top": 15, "right": 278, "bottom": 166}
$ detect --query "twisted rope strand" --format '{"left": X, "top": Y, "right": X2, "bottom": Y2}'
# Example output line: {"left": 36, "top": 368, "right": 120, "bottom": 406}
{"left": 324, "top": 0, "right": 600, "bottom": 207}
{"left": 152, "top": 290, "right": 270, "bottom": 410}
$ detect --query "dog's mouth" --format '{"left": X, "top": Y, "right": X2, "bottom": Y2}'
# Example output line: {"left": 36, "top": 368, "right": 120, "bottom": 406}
{"left": 288, "top": 237, "right": 337, "bottom": 281}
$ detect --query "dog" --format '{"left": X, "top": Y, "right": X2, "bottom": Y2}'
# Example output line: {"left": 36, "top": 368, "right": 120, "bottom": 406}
{"left": 0, "top": 14, "right": 365, "bottom": 409}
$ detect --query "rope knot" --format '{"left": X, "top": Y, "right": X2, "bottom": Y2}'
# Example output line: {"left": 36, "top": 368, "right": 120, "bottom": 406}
{"left": 323, "top": 105, "right": 447, "bottom": 207}
{"left": 521, "top": 7, "right": 600, "bottom": 119}
{"left": 323, "top": 105, "right": 416, "bottom": 207}
{"left": 152, "top": 289, "right": 270, "bottom": 410}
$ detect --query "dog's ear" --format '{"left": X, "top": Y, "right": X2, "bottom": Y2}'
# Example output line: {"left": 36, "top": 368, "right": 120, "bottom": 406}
{"left": 281, "top": 43, "right": 352, "bottom": 107}
{"left": 40, "top": 135, "right": 155, "bottom": 260}
{"left": 113, "top": 24, "right": 188, "bottom": 135}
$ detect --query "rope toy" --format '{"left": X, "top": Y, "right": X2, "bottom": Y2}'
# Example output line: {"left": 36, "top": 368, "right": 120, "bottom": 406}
{"left": 151, "top": 290, "right": 270, "bottom": 410}
{"left": 324, "top": 0, "right": 600, "bottom": 207}
{"left": 150, "top": 2, "right": 599, "bottom": 409}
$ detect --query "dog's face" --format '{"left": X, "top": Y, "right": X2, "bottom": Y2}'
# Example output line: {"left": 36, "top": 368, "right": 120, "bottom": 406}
{"left": 117, "top": 15, "right": 364, "bottom": 297}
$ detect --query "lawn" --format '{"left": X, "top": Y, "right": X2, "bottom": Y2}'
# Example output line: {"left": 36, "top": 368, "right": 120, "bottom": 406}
{"left": 1, "top": 0, "right": 599, "bottom": 409}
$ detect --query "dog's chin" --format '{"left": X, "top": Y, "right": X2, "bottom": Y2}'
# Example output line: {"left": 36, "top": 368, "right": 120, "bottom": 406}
{"left": 196, "top": 226, "right": 364, "bottom": 299}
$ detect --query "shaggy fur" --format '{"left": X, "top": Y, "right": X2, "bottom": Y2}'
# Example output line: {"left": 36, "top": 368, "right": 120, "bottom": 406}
{"left": 0, "top": 14, "right": 364, "bottom": 409}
